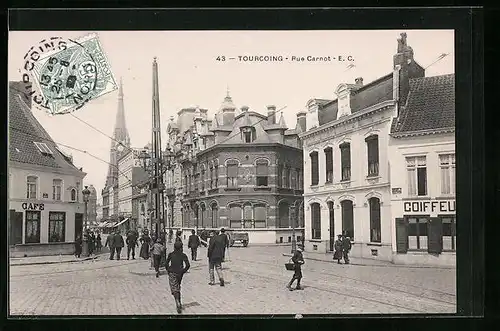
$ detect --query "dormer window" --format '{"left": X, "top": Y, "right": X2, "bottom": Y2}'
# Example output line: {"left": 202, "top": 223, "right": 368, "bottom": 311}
{"left": 241, "top": 127, "right": 256, "bottom": 143}
{"left": 34, "top": 142, "right": 53, "bottom": 155}
{"left": 335, "top": 84, "right": 351, "bottom": 117}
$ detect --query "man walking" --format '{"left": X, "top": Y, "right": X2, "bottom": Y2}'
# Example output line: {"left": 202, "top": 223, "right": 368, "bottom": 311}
{"left": 333, "top": 234, "right": 343, "bottom": 264}
{"left": 187, "top": 229, "right": 201, "bottom": 261}
{"left": 220, "top": 228, "right": 230, "bottom": 262}
{"left": 113, "top": 231, "right": 125, "bottom": 260}
{"left": 105, "top": 232, "right": 116, "bottom": 260}
{"left": 207, "top": 230, "right": 225, "bottom": 286}
{"left": 126, "top": 230, "right": 139, "bottom": 260}
{"left": 342, "top": 232, "right": 352, "bottom": 264}
{"left": 286, "top": 246, "right": 305, "bottom": 291}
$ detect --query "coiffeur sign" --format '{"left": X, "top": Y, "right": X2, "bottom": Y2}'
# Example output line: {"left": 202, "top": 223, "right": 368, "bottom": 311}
{"left": 403, "top": 199, "right": 455, "bottom": 215}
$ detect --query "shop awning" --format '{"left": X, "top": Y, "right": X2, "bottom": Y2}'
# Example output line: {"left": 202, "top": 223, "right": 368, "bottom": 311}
{"left": 113, "top": 218, "right": 129, "bottom": 227}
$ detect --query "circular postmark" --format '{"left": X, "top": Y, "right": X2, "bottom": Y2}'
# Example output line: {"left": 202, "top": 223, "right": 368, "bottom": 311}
{"left": 20, "top": 35, "right": 116, "bottom": 115}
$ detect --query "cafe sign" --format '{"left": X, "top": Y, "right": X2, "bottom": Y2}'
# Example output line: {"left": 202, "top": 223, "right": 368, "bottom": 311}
{"left": 403, "top": 199, "right": 455, "bottom": 215}
{"left": 22, "top": 202, "right": 45, "bottom": 211}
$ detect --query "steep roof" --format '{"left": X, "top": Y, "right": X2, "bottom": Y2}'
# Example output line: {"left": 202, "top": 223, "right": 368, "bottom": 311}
{"left": 391, "top": 74, "right": 455, "bottom": 134}
{"left": 9, "top": 83, "right": 84, "bottom": 174}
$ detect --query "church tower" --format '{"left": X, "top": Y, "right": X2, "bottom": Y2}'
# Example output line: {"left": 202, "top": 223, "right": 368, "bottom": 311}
{"left": 105, "top": 78, "right": 131, "bottom": 189}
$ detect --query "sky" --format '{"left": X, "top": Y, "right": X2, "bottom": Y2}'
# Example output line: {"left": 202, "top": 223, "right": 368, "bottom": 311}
{"left": 8, "top": 30, "right": 454, "bottom": 200}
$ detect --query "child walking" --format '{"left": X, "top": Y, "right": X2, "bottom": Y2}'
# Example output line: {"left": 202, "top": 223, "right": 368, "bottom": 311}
{"left": 150, "top": 238, "right": 166, "bottom": 278}
{"left": 166, "top": 241, "right": 190, "bottom": 314}
{"left": 286, "top": 246, "right": 305, "bottom": 291}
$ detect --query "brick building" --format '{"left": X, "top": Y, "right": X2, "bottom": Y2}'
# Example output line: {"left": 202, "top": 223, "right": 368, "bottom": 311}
{"left": 166, "top": 92, "right": 306, "bottom": 244}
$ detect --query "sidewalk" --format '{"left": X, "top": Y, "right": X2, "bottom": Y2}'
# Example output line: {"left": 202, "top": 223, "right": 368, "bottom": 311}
{"left": 282, "top": 250, "right": 455, "bottom": 269}
{"left": 10, "top": 254, "right": 99, "bottom": 266}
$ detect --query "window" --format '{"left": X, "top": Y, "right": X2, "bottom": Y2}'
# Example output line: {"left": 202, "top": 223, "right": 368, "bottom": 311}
{"left": 290, "top": 169, "right": 297, "bottom": 189}
{"left": 340, "top": 143, "right": 351, "bottom": 181}
{"left": 328, "top": 201, "right": 335, "bottom": 238}
{"left": 34, "top": 141, "right": 53, "bottom": 155}
{"left": 199, "top": 204, "right": 206, "bottom": 227}
{"left": 26, "top": 176, "right": 37, "bottom": 199}
{"left": 341, "top": 200, "right": 354, "bottom": 240}
{"left": 325, "top": 147, "right": 333, "bottom": 183}
{"left": 297, "top": 169, "right": 303, "bottom": 189}
{"left": 408, "top": 217, "right": 428, "bottom": 250}
{"left": 184, "top": 175, "right": 188, "bottom": 194}
{"left": 211, "top": 203, "right": 218, "bottom": 228}
{"left": 49, "top": 212, "right": 66, "bottom": 242}
{"left": 311, "top": 203, "right": 321, "bottom": 239}
{"left": 229, "top": 205, "right": 242, "bottom": 228}
{"left": 25, "top": 211, "right": 41, "bottom": 243}
{"left": 214, "top": 160, "right": 219, "bottom": 187}
{"left": 369, "top": 197, "right": 381, "bottom": 243}
{"left": 70, "top": 188, "right": 77, "bottom": 202}
{"left": 226, "top": 161, "right": 239, "bottom": 188}
{"left": 284, "top": 167, "right": 291, "bottom": 188}
{"left": 241, "top": 127, "right": 256, "bottom": 143}
{"left": 201, "top": 167, "right": 205, "bottom": 191}
{"left": 209, "top": 165, "right": 213, "bottom": 189}
{"left": 442, "top": 216, "right": 456, "bottom": 251}
{"left": 281, "top": 165, "right": 287, "bottom": 188}
{"left": 278, "top": 202, "right": 290, "bottom": 228}
{"left": 277, "top": 165, "right": 283, "bottom": 187}
{"left": 76, "top": 182, "right": 80, "bottom": 201}
{"left": 53, "top": 179, "right": 62, "bottom": 201}
{"left": 440, "top": 154, "right": 456, "bottom": 195}
{"left": 256, "top": 160, "right": 269, "bottom": 186}
{"left": 310, "top": 151, "right": 319, "bottom": 186}
{"left": 254, "top": 204, "right": 267, "bottom": 228}
{"left": 366, "top": 135, "right": 379, "bottom": 177}
{"left": 407, "top": 156, "right": 427, "bottom": 196}
{"left": 243, "top": 204, "right": 253, "bottom": 228}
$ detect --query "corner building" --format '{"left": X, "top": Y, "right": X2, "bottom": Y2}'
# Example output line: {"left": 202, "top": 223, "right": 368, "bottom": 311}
{"left": 167, "top": 93, "right": 306, "bottom": 244}
{"left": 300, "top": 33, "right": 427, "bottom": 261}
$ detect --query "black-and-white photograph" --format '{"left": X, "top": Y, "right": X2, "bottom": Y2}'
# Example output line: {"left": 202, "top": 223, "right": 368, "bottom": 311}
{"left": 8, "top": 28, "right": 456, "bottom": 315}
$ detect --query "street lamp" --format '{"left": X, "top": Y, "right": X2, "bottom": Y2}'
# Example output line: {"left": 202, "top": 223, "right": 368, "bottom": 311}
{"left": 290, "top": 205, "right": 297, "bottom": 253}
{"left": 82, "top": 185, "right": 91, "bottom": 257}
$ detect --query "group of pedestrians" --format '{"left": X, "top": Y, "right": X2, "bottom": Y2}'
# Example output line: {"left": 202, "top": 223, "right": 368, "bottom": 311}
{"left": 333, "top": 232, "right": 352, "bottom": 264}
{"left": 74, "top": 229, "right": 102, "bottom": 258}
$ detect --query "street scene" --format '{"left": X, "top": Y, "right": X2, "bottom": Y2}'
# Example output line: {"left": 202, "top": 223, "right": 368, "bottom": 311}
{"left": 8, "top": 29, "right": 456, "bottom": 315}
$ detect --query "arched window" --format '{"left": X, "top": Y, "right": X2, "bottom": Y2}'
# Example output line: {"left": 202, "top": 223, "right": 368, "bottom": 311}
{"left": 211, "top": 203, "right": 218, "bottom": 228}
{"left": 200, "top": 204, "right": 206, "bottom": 227}
{"left": 254, "top": 204, "right": 267, "bottom": 228}
{"left": 340, "top": 143, "right": 351, "bottom": 181}
{"left": 209, "top": 163, "right": 214, "bottom": 189}
{"left": 226, "top": 160, "right": 239, "bottom": 188}
{"left": 278, "top": 201, "right": 290, "bottom": 228}
{"left": 311, "top": 203, "right": 321, "bottom": 239}
{"left": 229, "top": 205, "right": 242, "bottom": 228}
{"left": 310, "top": 151, "right": 319, "bottom": 186}
{"left": 366, "top": 135, "right": 379, "bottom": 177}
{"left": 341, "top": 200, "right": 354, "bottom": 240}
{"left": 70, "top": 188, "right": 77, "bottom": 202}
{"left": 214, "top": 160, "right": 219, "bottom": 187}
{"left": 369, "top": 197, "right": 381, "bottom": 242}
{"left": 243, "top": 203, "right": 253, "bottom": 228}
{"left": 327, "top": 201, "right": 335, "bottom": 251}
{"left": 26, "top": 176, "right": 38, "bottom": 199}
{"left": 256, "top": 160, "right": 269, "bottom": 187}
{"left": 324, "top": 147, "right": 333, "bottom": 183}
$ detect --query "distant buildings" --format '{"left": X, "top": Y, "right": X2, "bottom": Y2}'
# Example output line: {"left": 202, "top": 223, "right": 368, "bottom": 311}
{"left": 87, "top": 185, "right": 98, "bottom": 227}
{"left": 8, "top": 82, "right": 87, "bottom": 257}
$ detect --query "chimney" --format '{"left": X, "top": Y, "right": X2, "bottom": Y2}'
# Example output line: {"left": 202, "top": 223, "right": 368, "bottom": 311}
{"left": 392, "top": 32, "right": 423, "bottom": 106}
{"left": 296, "top": 111, "right": 307, "bottom": 132}
{"left": 355, "top": 77, "right": 363, "bottom": 86}
{"left": 267, "top": 105, "right": 276, "bottom": 125}
{"left": 241, "top": 105, "right": 249, "bottom": 112}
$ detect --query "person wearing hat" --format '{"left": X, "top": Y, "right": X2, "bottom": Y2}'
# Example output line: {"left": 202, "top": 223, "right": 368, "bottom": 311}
{"left": 207, "top": 229, "right": 226, "bottom": 286}
{"left": 187, "top": 229, "right": 201, "bottom": 261}
{"left": 286, "top": 246, "right": 305, "bottom": 291}
{"left": 166, "top": 241, "right": 191, "bottom": 314}
{"left": 150, "top": 238, "right": 166, "bottom": 277}
{"left": 333, "top": 234, "right": 343, "bottom": 264}
{"left": 341, "top": 231, "right": 352, "bottom": 264}
{"left": 219, "top": 228, "right": 230, "bottom": 262}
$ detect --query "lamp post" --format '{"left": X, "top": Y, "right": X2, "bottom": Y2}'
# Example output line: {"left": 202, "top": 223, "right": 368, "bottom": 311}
{"left": 290, "top": 205, "right": 297, "bottom": 253}
{"left": 82, "top": 185, "right": 91, "bottom": 257}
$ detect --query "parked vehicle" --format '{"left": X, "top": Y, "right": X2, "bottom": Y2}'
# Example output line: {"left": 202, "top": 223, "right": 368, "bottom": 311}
{"left": 229, "top": 232, "right": 249, "bottom": 247}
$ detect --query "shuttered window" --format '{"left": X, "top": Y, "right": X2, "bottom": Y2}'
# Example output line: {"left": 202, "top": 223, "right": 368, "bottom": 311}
{"left": 395, "top": 218, "right": 408, "bottom": 253}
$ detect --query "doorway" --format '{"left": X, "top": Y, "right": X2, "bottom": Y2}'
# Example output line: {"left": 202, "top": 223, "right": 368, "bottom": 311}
{"left": 9, "top": 210, "right": 23, "bottom": 245}
{"left": 328, "top": 201, "right": 335, "bottom": 251}
{"left": 75, "top": 213, "right": 83, "bottom": 240}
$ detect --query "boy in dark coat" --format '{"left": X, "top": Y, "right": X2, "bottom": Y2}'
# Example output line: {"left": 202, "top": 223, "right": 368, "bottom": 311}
{"left": 113, "top": 231, "right": 125, "bottom": 260}
{"left": 105, "top": 232, "right": 116, "bottom": 260}
{"left": 166, "top": 241, "right": 190, "bottom": 314}
{"left": 207, "top": 230, "right": 225, "bottom": 286}
{"left": 342, "top": 233, "right": 352, "bottom": 264}
{"left": 187, "top": 229, "right": 201, "bottom": 261}
{"left": 333, "top": 234, "right": 343, "bottom": 264}
{"left": 286, "top": 247, "right": 305, "bottom": 291}
{"left": 126, "top": 230, "right": 139, "bottom": 260}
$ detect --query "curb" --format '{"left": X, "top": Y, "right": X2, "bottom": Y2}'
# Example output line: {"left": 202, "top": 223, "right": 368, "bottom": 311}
{"left": 281, "top": 253, "right": 455, "bottom": 269}
{"left": 10, "top": 255, "right": 98, "bottom": 267}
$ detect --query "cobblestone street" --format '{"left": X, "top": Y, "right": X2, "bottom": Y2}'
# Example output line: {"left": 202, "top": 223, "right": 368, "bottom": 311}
{"left": 9, "top": 245, "right": 456, "bottom": 315}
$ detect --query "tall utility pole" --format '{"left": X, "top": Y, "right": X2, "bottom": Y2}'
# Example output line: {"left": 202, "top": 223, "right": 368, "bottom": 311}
{"left": 151, "top": 57, "right": 165, "bottom": 236}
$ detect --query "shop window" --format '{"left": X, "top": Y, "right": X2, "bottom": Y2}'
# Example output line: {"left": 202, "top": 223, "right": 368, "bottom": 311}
{"left": 324, "top": 147, "right": 333, "bottom": 183}
{"left": 25, "top": 211, "right": 41, "bottom": 243}
{"left": 408, "top": 217, "right": 428, "bottom": 250}
{"left": 229, "top": 205, "right": 242, "bottom": 228}
{"left": 442, "top": 216, "right": 456, "bottom": 251}
{"left": 340, "top": 143, "right": 351, "bottom": 181}
{"left": 53, "top": 179, "right": 62, "bottom": 201}
{"left": 310, "top": 151, "right": 319, "bottom": 186}
{"left": 369, "top": 197, "right": 381, "bottom": 243}
{"left": 49, "top": 212, "right": 66, "bottom": 243}
{"left": 366, "top": 135, "right": 379, "bottom": 177}
{"left": 439, "top": 154, "right": 456, "bottom": 195}
{"left": 256, "top": 160, "right": 269, "bottom": 187}
{"left": 254, "top": 204, "right": 267, "bottom": 228}
{"left": 407, "top": 156, "right": 427, "bottom": 196}
{"left": 341, "top": 200, "right": 354, "bottom": 240}
{"left": 226, "top": 161, "right": 239, "bottom": 188}
{"left": 26, "top": 176, "right": 38, "bottom": 199}
{"left": 311, "top": 203, "right": 321, "bottom": 239}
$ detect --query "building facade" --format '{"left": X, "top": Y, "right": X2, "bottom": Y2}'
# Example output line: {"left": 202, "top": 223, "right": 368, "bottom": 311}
{"left": 389, "top": 74, "right": 455, "bottom": 267}
{"left": 166, "top": 93, "right": 306, "bottom": 244}
{"left": 8, "top": 82, "right": 87, "bottom": 257}
{"left": 300, "top": 33, "right": 427, "bottom": 261}
{"left": 87, "top": 185, "right": 98, "bottom": 227}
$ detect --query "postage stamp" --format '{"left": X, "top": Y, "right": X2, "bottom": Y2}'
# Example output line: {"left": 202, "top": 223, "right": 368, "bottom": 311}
{"left": 21, "top": 33, "right": 118, "bottom": 115}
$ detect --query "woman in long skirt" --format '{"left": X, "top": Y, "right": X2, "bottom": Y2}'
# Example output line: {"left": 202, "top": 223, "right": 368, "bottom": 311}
{"left": 139, "top": 231, "right": 152, "bottom": 260}
{"left": 166, "top": 241, "right": 190, "bottom": 314}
